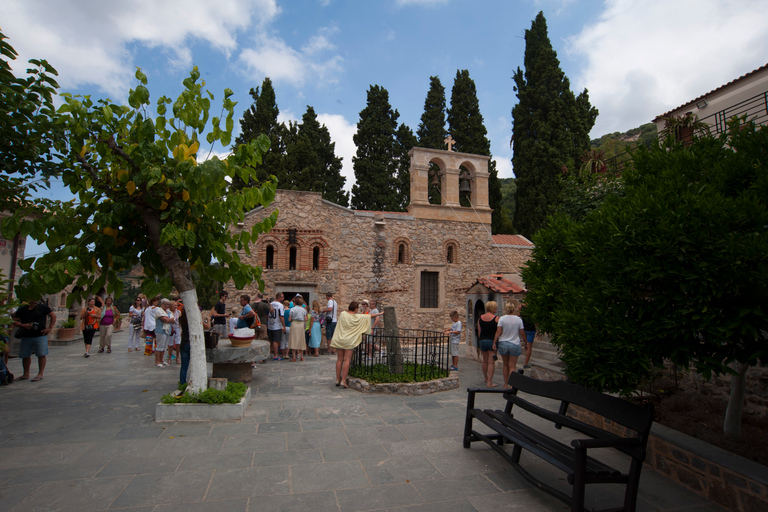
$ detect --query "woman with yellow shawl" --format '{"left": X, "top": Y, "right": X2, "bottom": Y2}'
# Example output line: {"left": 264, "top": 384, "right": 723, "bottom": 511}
{"left": 331, "top": 301, "right": 384, "bottom": 388}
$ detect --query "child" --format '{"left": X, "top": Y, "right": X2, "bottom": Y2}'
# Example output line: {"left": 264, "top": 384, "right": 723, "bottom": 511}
{"left": 228, "top": 307, "right": 239, "bottom": 338}
{"left": 444, "top": 311, "right": 462, "bottom": 371}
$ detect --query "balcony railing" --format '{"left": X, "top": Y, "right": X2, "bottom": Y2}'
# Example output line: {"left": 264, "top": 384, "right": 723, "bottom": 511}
{"left": 602, "top": 89, "right": 768, "bottom": 173}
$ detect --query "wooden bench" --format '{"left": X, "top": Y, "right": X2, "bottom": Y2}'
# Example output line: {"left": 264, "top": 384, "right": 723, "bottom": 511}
{"left": 463, "top": 371, "right": 653, "bottom": 512}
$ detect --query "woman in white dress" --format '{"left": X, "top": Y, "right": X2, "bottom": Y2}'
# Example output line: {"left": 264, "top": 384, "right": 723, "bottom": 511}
{"left": 287, "top": 297, "right": 308, "bottom": 361}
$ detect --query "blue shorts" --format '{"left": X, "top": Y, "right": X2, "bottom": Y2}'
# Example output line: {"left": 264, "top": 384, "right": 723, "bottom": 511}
{"left": 525, "top": 331, "right": 536, "bottom": 344}
{"left": 19, "top": 336, "right": 49, "bottom": 358}
{"left": 497, "top": 340, "right": 522, "bottom": 357}
{"left": 479, "top": 339, "right": 494, "bottom": 352}
{"left": 325, "top": 321, "right": 337, "bottom": 341}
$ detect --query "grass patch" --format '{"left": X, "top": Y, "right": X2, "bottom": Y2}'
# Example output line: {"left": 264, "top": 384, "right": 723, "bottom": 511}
{"left": 349, "top": 362, "right": 449, "bottom": 384}
{"left": 161, "top": 382, "right": 247, "bottom": 404}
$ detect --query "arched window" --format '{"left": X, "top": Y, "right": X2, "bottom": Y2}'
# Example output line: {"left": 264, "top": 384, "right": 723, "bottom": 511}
{"left": 313, "top": 246, "right": 320, "bottom": 271}
{"left": 289, "top": 246, "right": 297, "bottom": 270}
{"left": 446, "top": 245, "right": 454, "bottom": 264}
{"left": 393, "top": 238, "right": 411, "bottom": 265}
{"left": 444, "top": 241, "right": 459, "bottom": 264}
{"left": 266, "top": 245, "right": 275, "bottom": 269}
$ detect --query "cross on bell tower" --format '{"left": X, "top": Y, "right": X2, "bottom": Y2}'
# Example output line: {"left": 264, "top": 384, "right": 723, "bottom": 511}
{"left": 443, "top": 135, "right": 455, "bottom": 152}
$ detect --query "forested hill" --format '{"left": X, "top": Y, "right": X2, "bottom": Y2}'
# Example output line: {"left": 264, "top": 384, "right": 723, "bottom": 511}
{"left": 590, "top": 122, "right": 658, "bottom": 157}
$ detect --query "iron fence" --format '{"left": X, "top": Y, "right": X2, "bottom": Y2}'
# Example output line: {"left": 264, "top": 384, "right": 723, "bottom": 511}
{"left": 350, "top": 328, "right": 450, "bottom": 381}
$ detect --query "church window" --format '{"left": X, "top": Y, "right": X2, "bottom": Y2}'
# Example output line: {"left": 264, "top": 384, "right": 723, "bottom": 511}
{"left": 420, "top": 271, "right": 439, "bottom": 308}
{"left": 399, "top": 244, "right": 406, "bottom": 264}
{"left": 446, "top": 245, "right": 454, "bottom": 264}
{"left": 266, "top": 245, "right": 275, "bottom": 269}
{"left": 313, "top": 246, "right": 320, "bottom": 271}
{"left": 289, "top": 246, "right": 297, "bottom": 270}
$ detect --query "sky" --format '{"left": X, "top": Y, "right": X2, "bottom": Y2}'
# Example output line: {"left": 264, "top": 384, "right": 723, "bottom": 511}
{"left": 5, "top": 0, "right": 768, "bottom": 257}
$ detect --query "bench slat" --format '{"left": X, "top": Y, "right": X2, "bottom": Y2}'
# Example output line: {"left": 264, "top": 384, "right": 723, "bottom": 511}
{"left": 484, "top": 409, "right": 620, "bottom": 478}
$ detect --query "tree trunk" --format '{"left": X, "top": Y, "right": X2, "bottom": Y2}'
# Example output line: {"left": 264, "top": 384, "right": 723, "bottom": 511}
{"left": 723, "top": 362, "right": 749, "bottom": 437}
{"left": 179, "top": 289, "right": 207, "bottom": 393}
{"left": 140, "top": 208, "right": 207, "bottom": 393}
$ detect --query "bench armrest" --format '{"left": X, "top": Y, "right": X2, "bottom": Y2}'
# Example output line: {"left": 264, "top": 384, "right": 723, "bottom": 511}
{"left": 571, "top": 437, "right": 642, "bottom": 449}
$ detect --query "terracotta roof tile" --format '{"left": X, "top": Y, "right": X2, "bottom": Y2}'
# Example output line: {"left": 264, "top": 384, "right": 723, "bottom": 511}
{"left": 470, "top": 276, "right": 526, "bottom": 294}
{"left": 491, "top": 234, "right": 533, "bottom": 246}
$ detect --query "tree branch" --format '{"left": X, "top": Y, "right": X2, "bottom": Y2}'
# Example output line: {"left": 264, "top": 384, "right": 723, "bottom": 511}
{"left": 74, "top": 152, "right": 99, "bottom": 182}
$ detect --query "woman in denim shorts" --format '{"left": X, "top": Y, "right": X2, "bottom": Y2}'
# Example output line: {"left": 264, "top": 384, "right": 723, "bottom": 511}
{"left": 476, "top": 301, "right": 499, "bottom": 387}
{"left": 492, "top": 300, "right": 526, "bottom": 389}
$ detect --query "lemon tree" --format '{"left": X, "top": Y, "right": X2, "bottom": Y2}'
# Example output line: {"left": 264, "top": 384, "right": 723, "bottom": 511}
{"left": 5, "top": 68, "right": 277, "bottom": 393}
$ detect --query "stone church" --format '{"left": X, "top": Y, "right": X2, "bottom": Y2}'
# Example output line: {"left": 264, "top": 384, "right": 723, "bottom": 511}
{"left": 228, "top": 146, "right": 533, "bottom": 343}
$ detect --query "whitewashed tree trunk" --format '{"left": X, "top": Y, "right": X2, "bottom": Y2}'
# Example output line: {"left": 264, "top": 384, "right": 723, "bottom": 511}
{"left": 180, "top": 289, "right": 207, "bottom": 393}
{"left": 723, "top": 361, "right": 749, "bottom": 437}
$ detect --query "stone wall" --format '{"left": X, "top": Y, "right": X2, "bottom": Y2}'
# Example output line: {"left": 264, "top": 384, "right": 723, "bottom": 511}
{"left": 226, "top": 190, "right": 532, "bottom": 333}
{"left": 567, "top": 404, "right": 768, "bottom": 512}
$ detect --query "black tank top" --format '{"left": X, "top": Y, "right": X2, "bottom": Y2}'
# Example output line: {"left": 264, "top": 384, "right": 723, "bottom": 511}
{"left": 478, "top": 316, "right": 498, "bottom": 339}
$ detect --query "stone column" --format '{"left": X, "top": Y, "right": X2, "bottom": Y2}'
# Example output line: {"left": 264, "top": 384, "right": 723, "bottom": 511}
{"left": 409, "top": 163, "right": 429, "bottom": 205}
{"left": 443, "top": 167, "right": 461, "bottom": 206}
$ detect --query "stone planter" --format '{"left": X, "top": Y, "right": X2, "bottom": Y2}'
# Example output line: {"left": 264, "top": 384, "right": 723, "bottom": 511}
{"left": 56, "top": 327, "right": 76, "bottom": 341}
{"left": 155, "top": 386, "right": 252, "bottom": 422}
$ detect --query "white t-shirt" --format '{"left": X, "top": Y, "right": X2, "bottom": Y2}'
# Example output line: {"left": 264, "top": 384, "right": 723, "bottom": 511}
{"left": 497, "top": 315, "right": 524, "bottom": 345}
{"left": 450, "top": 321, "right": 462, "bottom": 344}
{"left": 143, "top": 305, "right": 157, "bottom": 331}
{"left": 289, "top": 305, "right": 307, "bottom": 323}
{"left": 326, "top": 299, "right": 338, "bottom": 322}
{"left": 268, "top": 301, "right": 285, "bottom": 330}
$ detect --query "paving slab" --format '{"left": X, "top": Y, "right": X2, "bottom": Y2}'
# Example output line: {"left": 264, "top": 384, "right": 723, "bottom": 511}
{"left": 0, "top": 331, "right": 727, "bottom": 512}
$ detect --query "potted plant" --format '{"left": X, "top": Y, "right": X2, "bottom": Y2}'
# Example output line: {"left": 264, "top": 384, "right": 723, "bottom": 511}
{"left": 659, "top": 113, "right": 710, "bottom": 146}
{"left": 58, "top": 316, "right": 77, "bottom": 340}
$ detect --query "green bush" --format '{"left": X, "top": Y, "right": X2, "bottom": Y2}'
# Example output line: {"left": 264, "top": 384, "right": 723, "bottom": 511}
{"left": 161, "top": 382, "right": 247, "bottom": 404}
{"left": 349, "top": 363, "right": 449, "bottom": 384}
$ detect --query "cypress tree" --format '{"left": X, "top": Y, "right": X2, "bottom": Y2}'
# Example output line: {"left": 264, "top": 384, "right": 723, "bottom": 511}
{"left": 233, "top": 78, "right": 286, "bottom": 188}
{"left": 447, "top": 70, "right": 511, "bottom": 232}
{"left": 417, "top": 76, "right": 447, "bottom": 149}
{"left": 283, "top": 106, "right": 349, "bottom": 206}
{"left": 417, "top": 76, "right": 447, "bottom": 205}
{"left": 351, "top": 85, "right": 401, "bottom": 211}
{"left": 394, "top": 123, "right": 418, "bottom": 211}
{"left": 512, "top": 12, "right": 598, "bottom": 238}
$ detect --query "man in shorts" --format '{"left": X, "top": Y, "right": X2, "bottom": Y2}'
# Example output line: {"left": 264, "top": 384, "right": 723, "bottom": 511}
{"left": 322, "top": 292, "right": 338, "bottom": 353}
{"left": 210, "top": 291, "right": 228, "bottom": 339}
{"left": 12, "top": 298, "right": 56, "bottom": 382}
{"left": 267, "top": 293, "right": 285, "bottom": 360}
{"left": 254, "top": 292, "right": 270, "bottom": 341}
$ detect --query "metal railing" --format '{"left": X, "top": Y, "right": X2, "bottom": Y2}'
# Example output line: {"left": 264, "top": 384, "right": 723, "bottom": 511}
{"left": 350, "top": 328, "right": 450, "bottom": 381}
{"left": 603, "top": 90, "right": 768, "bottom": 173}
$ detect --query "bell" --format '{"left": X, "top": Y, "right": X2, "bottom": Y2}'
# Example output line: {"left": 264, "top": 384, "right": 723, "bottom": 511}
{"left": 459, "top": 180, "right": 472, "bottom": 193}
{"left": 430, "top": 174, "right": 441, "bottom": 186}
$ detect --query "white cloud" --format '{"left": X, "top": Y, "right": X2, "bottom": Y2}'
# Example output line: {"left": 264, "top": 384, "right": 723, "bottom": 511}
{"left": 567, "top": 0, "right": 768, "bottom": 135}
{"left": 4, "top": 0, "right": 279, "bottom": 97}
{"left": 239, "top": 24, "right": 344, "bottom": 87}
{"left": 317, "top": 113, "right": 357, "bottom": 193}
{"left": 494, "top": 156, "right": 514, "bottom": 180}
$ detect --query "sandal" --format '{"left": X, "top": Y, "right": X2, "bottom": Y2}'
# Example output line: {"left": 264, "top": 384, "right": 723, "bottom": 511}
{"left": 98, "top": 348, "right": 104, "bottom": 353}
{"left": 107, "top": 348, "right": 111, "bottom": 353}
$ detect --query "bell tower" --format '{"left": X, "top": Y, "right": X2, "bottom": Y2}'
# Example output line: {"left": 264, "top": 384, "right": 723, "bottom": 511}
{"left": 407, "top": 141, "right": 492, "bottom": 224}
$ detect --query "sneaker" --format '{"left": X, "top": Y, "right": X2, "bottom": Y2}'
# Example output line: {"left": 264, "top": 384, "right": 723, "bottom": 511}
{"left": 273, "top": 357, "right": 284, "bottom": 361}
{"left": 155, "top": 364, "right": 164, "bottom": 368}
{"left": 523, "top": 364, "right": 531, "bottom": 369}
{"left": 84, "top": 353, "right": 90, "bottom": 358}
{"left": 449, "top": 366, "right": 458, "bottom": 371}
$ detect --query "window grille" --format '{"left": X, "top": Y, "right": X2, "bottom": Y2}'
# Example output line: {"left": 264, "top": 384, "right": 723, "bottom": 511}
{"left": 420, "top": 271, "right": 439, "bottom": 308}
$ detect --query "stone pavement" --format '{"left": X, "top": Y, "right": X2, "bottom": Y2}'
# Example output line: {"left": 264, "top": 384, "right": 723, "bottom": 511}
{"left": 0, "top": 329, "right": 726, "bottom": 512}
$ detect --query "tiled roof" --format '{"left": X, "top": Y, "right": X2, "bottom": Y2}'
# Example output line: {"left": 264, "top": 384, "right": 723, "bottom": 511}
{"left": 470, "top": 276, "right": 526, "bottom": 294}
{"left": 654, "top": 63, "right": 768, "bottom": 121}
{"left": 491, "top": 234, "right": 534, "bottom": 246}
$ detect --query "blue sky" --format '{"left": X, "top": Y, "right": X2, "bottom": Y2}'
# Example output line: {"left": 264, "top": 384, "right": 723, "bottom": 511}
{"left": 5, "top": 0, "right": 768, "bottom": 257}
